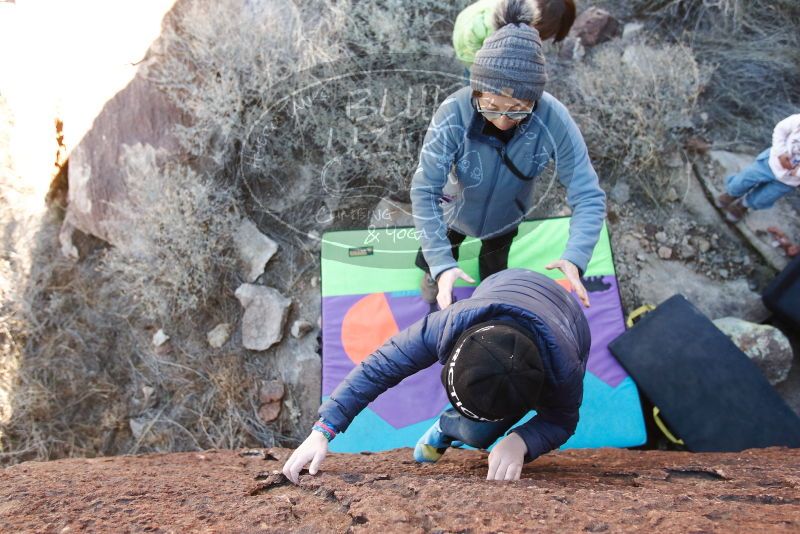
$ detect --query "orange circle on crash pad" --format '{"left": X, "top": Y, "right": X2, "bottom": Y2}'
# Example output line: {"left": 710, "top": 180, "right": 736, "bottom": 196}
{"left": 556, "top": 278, "right": 572, "bottom": 292}
{"left": 341, "top": 293, "right": 399, "bottom": 365}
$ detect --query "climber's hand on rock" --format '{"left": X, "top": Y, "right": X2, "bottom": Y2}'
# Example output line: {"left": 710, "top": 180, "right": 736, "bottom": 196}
{"left": 282, "top": 430, "right": 328, "bottom": 484}
{"left": 486, "top": 432, "right": 527, "bottom": 481}
{"left": 436, "top": 268, "right": 475, "bottom": 310}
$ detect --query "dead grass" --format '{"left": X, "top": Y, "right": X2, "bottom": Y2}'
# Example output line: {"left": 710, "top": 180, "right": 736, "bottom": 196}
{"left": 552, "top": 42, "right": 703, "bottom": 204}
{"left": 0, "top": 0, "right": 470, "bottom": 463}
{"left": 0, "top": 96, "right": 275, "bottom": 463}
{"left": 634, "top": 0, "right": 800, "bottom": 147}
{"left": 100, "top": 143, "right": 240, "bottom": 323}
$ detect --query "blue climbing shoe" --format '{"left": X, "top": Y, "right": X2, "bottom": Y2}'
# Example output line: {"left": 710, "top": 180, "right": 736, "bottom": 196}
{"left": 413, "top": 419, "right": 452, "bottom": 463}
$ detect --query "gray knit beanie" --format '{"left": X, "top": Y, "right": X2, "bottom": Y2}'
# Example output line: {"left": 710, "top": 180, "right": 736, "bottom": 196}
{"left": 470, "top": 0, "right": 548, "bottom": 102}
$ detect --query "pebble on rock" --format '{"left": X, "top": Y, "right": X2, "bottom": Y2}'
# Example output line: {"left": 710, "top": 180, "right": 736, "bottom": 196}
{"left": 259, "top": 380, "right": 285, "bottom": 405}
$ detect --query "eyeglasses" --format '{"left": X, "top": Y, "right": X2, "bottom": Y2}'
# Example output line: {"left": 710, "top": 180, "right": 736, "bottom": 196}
{"left": 474, "top": 98, "right": 537, "bottom": 121}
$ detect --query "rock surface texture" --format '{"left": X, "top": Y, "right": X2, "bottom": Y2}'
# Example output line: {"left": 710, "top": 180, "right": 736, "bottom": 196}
{"left": 0, "top": 448, "right": 798, "bottom": 532}
{"left": 207, "top": 323, "right": 232, "bottom": 348}
{"left": 713, "top": 317, "right": 793, "bottom": 385}
{"left": 59, "top": 74, "right": 186, "bottom": 258}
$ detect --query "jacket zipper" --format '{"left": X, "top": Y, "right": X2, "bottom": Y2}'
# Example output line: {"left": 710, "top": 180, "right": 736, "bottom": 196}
{"left": 474, "top": 117, "right": 527, "bottom": 235}
{"left": 478, "top": 149, "right": 503, "bottom": 235}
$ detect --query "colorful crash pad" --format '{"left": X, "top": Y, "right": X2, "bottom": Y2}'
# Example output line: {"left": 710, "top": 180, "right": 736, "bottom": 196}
{"left": 321, "top": 217, "right": 646, "bottom": 453}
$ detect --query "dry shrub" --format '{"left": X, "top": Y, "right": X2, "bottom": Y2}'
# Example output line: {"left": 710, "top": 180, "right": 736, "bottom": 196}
{"left": 634, "top": 0, "right": 800, "bottom": 147}
{"left": 146, "top": 0, "right": 349, "bottom": 173}
{"left": 0, "top": 218, "right": 135, "bottom": 462}
{"left": 0, "top": 106, "right": 270, "bottom": 462}
{"left": 100, "top": 143, "right": 239, "bottom": 324}
{"left": 126, "top": 342, "right": 272, "bottom": 455}
{"left": 553, "top": 43, "right": 703, "bottom": 203}
{"left": 148, "top": 0, "right": 470, "bottom": 238}
{"left": 1, "top": 0, "right": 478, "bottom": 463}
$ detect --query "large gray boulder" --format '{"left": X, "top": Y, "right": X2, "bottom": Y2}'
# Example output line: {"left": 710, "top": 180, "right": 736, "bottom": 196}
{"left": 713, "top": 317, "right": 793, "bottom": 385}
{"left": 235, "top": 284, "right": 291, "bottom": 351}
{"left": 59, "top": 73, "right": 186, "bottom": 258}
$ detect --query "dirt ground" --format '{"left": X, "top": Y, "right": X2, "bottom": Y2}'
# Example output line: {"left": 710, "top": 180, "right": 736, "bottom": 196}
{"left": 0, "top": 447, "right": 798, "bottom": 533}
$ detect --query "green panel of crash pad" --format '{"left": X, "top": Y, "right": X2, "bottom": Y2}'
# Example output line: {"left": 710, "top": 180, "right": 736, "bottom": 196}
{"left": 321, "top": 217, "right": 615, "bottom": 297}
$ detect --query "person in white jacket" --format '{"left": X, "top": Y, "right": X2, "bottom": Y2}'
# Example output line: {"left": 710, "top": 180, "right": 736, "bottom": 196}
{"left": 716, "top": 113, "right": 800, "bottom": 222}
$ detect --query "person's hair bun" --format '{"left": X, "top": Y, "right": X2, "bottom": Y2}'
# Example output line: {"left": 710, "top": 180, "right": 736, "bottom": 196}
{"left": 492, "top": 0, "right": 541, "bottom": 30}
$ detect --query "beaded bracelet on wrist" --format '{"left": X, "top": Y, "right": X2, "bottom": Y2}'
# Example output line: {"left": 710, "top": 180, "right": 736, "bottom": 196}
{"left": 312, "top": 420, "right": 337, "bottom": 442}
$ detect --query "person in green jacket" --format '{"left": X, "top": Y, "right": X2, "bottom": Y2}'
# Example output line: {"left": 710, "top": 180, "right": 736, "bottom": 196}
{"left": 454, "top": 0, "right": 576, "bottom": 74}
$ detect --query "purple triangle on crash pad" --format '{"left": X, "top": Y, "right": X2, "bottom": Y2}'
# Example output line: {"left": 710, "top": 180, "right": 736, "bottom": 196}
{"left": 361, "top": 363, "right": 449, "bottom": 429}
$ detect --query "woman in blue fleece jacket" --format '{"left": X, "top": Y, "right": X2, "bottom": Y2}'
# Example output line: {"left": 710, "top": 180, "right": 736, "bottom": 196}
{"left": 412, "top": 0, "right": 606, "bottom": 310}
{"left": 283, "top": 268, "right": 591, "bottom": 483}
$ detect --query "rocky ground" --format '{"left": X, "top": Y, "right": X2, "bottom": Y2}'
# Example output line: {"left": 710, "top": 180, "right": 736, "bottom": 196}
{"left": 1, "top": 0, "right": 798, "bottom": 467}
{"left": 1, "top": 447, "right": 799, "bottom": 532}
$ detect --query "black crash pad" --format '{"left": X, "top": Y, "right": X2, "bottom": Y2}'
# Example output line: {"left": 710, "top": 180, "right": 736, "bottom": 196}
{"left": 763, "top": 255, "right": 800, "bottom": 331}
{"left": 609, "top": 294, "right": 800, "bottom": 452}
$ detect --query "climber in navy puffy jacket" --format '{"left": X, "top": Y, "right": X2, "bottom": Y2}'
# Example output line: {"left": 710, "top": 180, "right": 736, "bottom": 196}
{"left": 283, "top": 268, "right": 591, "bottom": 483}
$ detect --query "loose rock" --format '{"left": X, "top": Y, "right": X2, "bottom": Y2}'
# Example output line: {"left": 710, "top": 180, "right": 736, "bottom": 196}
{"left": 610, "top": 181, "right": 630, "bottom": 205}
{"left": 234, "top": 219, "right": 278, "bottom": 283}
{"left": 713, "top": 317, "right": 793, "bottom": 385}
{"left": 259, "top": 380, "right": 286, "bottom": 405}
{"left": 692, "top": 236, "right": 712, "bottom": 253}
{"left": 658, "top": 246, "right": 673, "bottom": 260}
{"left": 258, "top": 379, "right": 285, "bottom": 424}
{"left": 679, "top": 243, "right": 696, "bottom": 259}
{"left": 557, "top": 36, "right": 585, "bottom": 61}
{"left": 290, "top": 319, "right": 313, "bottom": 339}
{"left": 622, "top": 22, "right": 644, "bottom": 42}
{"left": 569, "top": 7, "right": 621, "bottom": 47}
{"left": 152, "top": 329, "right": 169, "bottom": 347}
{"left": 257, "top": 402, "right": 282, "bottom": 424}
{"left": 207, "top": 323, "right": 232, "bottom": 348}
{"left": 235, "top": 284, "right": 291, "bottom": 351}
